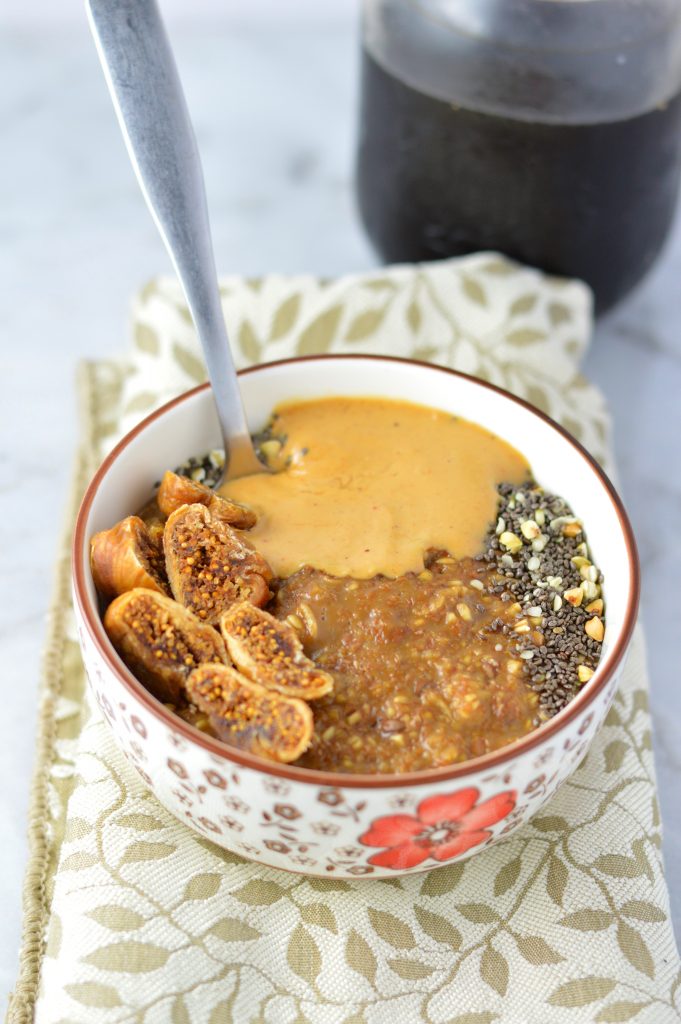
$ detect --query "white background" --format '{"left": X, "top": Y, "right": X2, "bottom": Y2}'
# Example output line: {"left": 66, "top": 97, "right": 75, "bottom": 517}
{"left": 0, "top": 0, "right": 351, "bottom": 28}
{"left": 1, "top": 0, "right": 679, "bottom": 1006}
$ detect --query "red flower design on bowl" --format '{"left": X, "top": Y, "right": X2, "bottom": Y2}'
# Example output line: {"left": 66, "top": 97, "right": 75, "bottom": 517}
{"left": 359, "top": 786, "right": 516, "bottom": 869}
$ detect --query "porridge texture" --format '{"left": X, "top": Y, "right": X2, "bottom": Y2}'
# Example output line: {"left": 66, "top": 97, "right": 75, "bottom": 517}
{"left": 274, "top": 558, "right": 539, "bottom": 773}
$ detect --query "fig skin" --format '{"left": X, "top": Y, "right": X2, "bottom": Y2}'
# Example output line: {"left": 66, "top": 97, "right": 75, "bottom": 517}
{"left": 187, "top": 663, "right": 313, "bottom": 763}
{"left": 164, "top": 503, "right": 272, "bottom": 625}
{"left": 157, "top": 470, "right": 257, "bottom": 529}
{"left": 146, "top": 518, "right": 166, "bottom": 550}
{"left": 104, "top": 588, "right": 229, "bottom": 704}
{"left": 220, "top": 601, "right": 334, "bottom": 700}
{"left": 90, "top": 515, "right": 169, "bottom": 600}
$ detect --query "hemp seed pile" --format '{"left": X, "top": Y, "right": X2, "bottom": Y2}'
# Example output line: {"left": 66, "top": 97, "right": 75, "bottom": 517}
{"left": 479, "top": 482, "right": 605, "bottom": 717}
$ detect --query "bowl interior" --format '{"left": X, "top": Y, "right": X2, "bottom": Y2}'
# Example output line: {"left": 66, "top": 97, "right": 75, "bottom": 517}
{"left": 77, "top": 356, "right": 636, "bottom": 769}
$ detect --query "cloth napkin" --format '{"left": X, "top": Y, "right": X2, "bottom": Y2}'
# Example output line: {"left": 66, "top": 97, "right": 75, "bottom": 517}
{"left": 8, "top": 254, "right": 680, "bottom": 1024}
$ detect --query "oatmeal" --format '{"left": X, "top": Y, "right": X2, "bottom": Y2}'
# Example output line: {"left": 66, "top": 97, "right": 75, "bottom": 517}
{"left": 92, "top": 396, "right": 605, "bottom": 771}
{"left": 275, "top": 558, "right": 539, "bottom": 773}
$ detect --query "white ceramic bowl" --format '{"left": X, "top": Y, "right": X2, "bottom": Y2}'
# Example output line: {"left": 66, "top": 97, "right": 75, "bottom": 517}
{"left": 72, "top": 356, "right": 638, "bottom": 877}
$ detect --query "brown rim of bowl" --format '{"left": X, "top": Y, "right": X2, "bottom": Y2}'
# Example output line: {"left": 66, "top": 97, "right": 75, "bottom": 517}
{"left": 73, "top": 354, "right": 640, "bottom": 789}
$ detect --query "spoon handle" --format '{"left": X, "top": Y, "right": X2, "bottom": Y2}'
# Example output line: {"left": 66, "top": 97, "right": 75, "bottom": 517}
{"left": 86, "top": 0, "right": 263, "bottom": 479}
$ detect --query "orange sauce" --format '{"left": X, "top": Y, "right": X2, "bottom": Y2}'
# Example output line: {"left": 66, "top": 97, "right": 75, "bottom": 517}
{"left": 222, "top": 397, "right": 529, "bottom": 578}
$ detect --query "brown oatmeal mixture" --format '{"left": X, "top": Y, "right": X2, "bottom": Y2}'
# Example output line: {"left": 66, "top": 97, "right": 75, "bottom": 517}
{"left": 274, "top": 557, "right": 540, "bottom": 773}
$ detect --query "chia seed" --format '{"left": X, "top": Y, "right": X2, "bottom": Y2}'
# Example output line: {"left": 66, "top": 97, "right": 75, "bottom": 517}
{"left": 480, "top": 481, "right": 605, "bottom": 718}
{"left": 172, "top": 449, "right": 225, "bottom": 490}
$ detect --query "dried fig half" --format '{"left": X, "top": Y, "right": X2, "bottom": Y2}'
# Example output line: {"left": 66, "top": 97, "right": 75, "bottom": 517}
{"left": 104, "top": 588, "right": 229, "bottom": 704}
{"left": 187, "top": 663, "right": 313, "bottom": 763}
{"left": 164, "top": 503, "right": 272, "bottom": 625}
{"left": 157, "top": 470, "right": 257, "bottom": 529}
{"left": 220, "top": 602, "right": 334, "bottom": 700}
{"left": 146, "top": 519, "right": 165, "bottom": 550}
{"left": 91, "top": 515, "right": 169, "bottom": 600}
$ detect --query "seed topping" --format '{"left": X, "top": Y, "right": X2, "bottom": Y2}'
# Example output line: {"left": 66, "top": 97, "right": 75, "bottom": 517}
{"left": 481, "top": 481, "right": 605, "bottom": 714}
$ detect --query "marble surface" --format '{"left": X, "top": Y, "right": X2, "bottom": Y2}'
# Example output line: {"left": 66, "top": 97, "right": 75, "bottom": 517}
{"left": 1, "top": 10, "right": 680, "bottom": 1004}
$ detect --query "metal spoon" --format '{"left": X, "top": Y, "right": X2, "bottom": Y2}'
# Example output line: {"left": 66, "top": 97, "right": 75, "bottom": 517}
{"left": 86, "top": 0, "right": 266, "bottom": 481}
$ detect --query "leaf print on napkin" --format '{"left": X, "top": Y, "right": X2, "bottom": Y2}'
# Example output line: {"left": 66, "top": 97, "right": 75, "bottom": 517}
{"left": 208, "top": 918, "right": 261, "bottom": 943}
{"left": 509, "top": 294, "right": 538, "bottom": 316}
{"left": 514, "top": 935, "right": 564, "bottom": 965}
{"left": 123, "top": 391, "right": 159, "bottom": 416}
{"left": 406, "top": 299, "right": 422, "bottom": 333}
{"left": 419, "top": 861, "right": 466, "bottom": 896}
{"left": 171, "top": 994, "right": 190, "bottom": 1024}
{"left": 119, "top": 841, "right": 176, "bottom": 865}
{"left": 300, "top": 903, "right": 338, "bottom": 933}
{"left": 86, "top": 906, "right": 146, "bottom": 931}
{"left": 231, "top": 879, "right": 286, "bottom": 905}
{"left": 604, "top": 740, "right": 629, "bottom": 772}
{"left": 345, "top": 306, "right": 388, "bottom": 342}
{"left": 461, "top": 276, "right": 488, "bottom": 307}
{"left": 548, "top": 976, "right": 617, "bottom": 1008}
{"left": 413, "top": 906, "right": 462, "bottom": 949}
{"left": 616, "top": 921, "right": 655, "bottom": 979}
{"left": 182, "top": 873, "right": 221, "bottom": 901}
{"left": 296, "top": 305, "right": 342, "bottom": 355}
{"left": 493, "top": 855, "right": 522, "bottom": 896}
{"left": 457, "top": 903, "right": 501, "bottom": 925}
{"left": 549, "top": 301, "right": 572, "bottom": 326}
{"left": 480, "top": 945, "right": 509, "bottom": 996}
{"left": 506, "top": 328, "right": 547, "bottom": 347}
{"left": 620, "top": 900, "right": 667, "bottom": 923}
{"left": 560, "top": 909, "right": 615, "bottom": 931}
{"left": 172, "top": 342, "right": 205, "bottom": 383}
{"left": 546, "top": 853, "right": 569, "bottom": 906}
{"left": 447, "top": 1015, "right": 499, "bottom": 1024}
{"left": 287, "top": 924, "right": 322, "bottom": 985}
{"left": 594, "top": 853, "right": 645, "bottom": 879}
{"left": 368, "top": 908, "right": 416, "bottom": 950}
{"left": 64, "top": 982, "right": 122, "bottom": 1008}
{"left": 239, "top": 320, "right": 261, "bottom": 363}
{"left": 387, "top": 958, "right": 435, "bottom": 981}
{"left": 83, "top": 941, "right": 171, "bottom": 972}
{"left": 60, "top": 851, "right": 99, "bottom": 872}
{"left": 114, "top": 813, "right": 167, "bottom": 831}
{"left": 270, "top": 294, "right": 301, "bottom": 341}
{"left": 134, "top": 324, "right": 160, "bottom": 355}
{"left": 345, "top": 930, "right": 377, "bottom": 986}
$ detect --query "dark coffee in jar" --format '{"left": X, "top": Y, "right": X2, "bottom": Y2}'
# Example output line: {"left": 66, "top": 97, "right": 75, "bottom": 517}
{"left": 356, "top": 49, "right": 681, "bottom": 314}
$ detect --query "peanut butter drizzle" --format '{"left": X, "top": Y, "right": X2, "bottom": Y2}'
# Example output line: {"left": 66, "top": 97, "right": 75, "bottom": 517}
{"left": 221, "top": 397, "right": 530, "bottom": 579}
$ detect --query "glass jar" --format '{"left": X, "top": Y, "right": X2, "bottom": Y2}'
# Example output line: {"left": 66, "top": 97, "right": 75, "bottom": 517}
{"left": 356, "top": 0, "right": 681, "bottom": 313}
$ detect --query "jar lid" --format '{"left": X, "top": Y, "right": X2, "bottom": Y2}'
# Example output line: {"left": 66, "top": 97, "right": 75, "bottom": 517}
{"left": 364, "top": 0, "right": 681, "bottom": 122}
